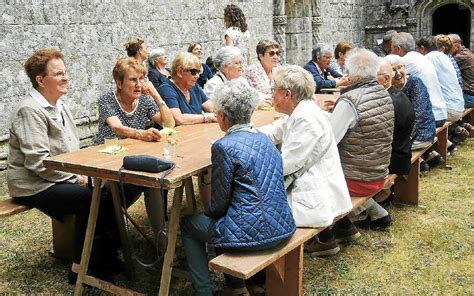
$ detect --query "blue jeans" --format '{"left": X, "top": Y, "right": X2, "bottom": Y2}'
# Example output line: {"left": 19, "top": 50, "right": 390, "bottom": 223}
{"left": 180, "top": 215, "right": 282, "bottom": 295}
{"left": 464, "top": 93, "right": 474, "bottom": 108}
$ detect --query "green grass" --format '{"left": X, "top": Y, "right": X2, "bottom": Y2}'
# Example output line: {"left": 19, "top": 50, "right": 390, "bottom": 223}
{"left": 0, "top": 138, "right": 473, "bottom": 295}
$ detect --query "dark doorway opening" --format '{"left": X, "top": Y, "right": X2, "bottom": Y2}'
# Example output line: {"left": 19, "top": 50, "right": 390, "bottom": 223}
{"left": 432, "top": 4, "right": 471, "bottom": 48}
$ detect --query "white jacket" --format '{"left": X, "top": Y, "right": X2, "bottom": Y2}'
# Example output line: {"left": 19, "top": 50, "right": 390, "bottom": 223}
{"left": 259, "top": 100, "right": 352, "bottom": 227}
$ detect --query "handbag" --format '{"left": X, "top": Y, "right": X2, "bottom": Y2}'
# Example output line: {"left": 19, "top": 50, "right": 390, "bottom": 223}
{"left": 118, "top": 155, "right": 175, "bottom": 267}
{"left": 123, "top": 155, "right": 174, "bottom": 173}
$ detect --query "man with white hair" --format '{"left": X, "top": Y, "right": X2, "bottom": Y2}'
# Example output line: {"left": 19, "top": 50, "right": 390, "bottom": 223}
{"left": 304, "top": 43, "right": 351, "bottom": 93}
{"left": 391, "top": 32, "right": 448, "bottom": 127}
{"left": 330, "top": 49, "right": 394, "bottom": 230}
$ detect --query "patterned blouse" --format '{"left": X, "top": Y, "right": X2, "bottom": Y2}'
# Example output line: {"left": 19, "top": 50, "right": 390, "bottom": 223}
{"left": 96, "top": 90, "right": 159, "bottom": 144}
{"left": 448, "top": 54, "right": 464, "bottom": 89}
{"left": 244, "top": 61, "right": 273, "bottom": 96}
{"left": 402, "top": 76, "right": 436, "bottom": 143}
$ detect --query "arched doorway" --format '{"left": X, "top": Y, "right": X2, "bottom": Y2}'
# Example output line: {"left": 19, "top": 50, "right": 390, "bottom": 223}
{"left": 432, "top": 3, "right": 471, "bottom": 48}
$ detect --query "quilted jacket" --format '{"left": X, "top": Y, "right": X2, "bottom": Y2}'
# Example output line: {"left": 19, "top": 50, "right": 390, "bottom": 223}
{"left": 205, "top": 129, "right": 296, "bottom": 248}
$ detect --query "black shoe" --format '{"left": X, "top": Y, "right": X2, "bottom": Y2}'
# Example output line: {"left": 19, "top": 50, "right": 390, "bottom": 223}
{"left": 379, "top": 192, "right": 395, "bottom": 205}
{"left": 426, "top": 154, "right": 444, "bottom": 168}
{"left": 354, "top": 215, "right": 392, "bottom": 231}
{"left": 420, "top": 160, "right": 430, "bottom": 172}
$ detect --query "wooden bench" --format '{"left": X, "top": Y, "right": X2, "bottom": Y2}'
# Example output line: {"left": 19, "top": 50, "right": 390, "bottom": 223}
{"left": 0, "top": 197, "right": 74, "bottom": 262}
{"left": 209, "top": 175, "right": 396, "bottom": 295}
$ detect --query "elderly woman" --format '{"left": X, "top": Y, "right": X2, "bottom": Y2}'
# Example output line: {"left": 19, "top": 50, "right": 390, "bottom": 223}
{"left": 224, "top": 4, "right": 251, "bottom": 65}
{"left": 204, "top": 46, "right": 245, "bottom": 97}
{"left": 384, "top": 54, "right": 436, "bottom": 150}
{"left": 244, "top": 39, "right": 280, "bottom": 98}
{"left": 304, "top": 43, "right": 351, "bottom": 93}
{"left": 147, "top": 48, "right": 171, "bottom": 89}
{"left": 97, "top": 57, "right": 174, "bottom": 144}
{"left": 181, "top": 79, "right": 295, "bottom": 295}
{"left": 188, "top": 42, "right": 214, "bottom": 88}
{"left": 330, "top": 41, "right": 354, "bottom": 76}
{"left": 7, "top": 48, "right": 116, "bottom": 282}
{"left": 258, "top": 65, "right": 352, "bottom": 256}
{"left": 158, "top": 52, "right": 216, "bottom": 125}
{"left": 97, "top": 57, "right": 175, "bottom": 241}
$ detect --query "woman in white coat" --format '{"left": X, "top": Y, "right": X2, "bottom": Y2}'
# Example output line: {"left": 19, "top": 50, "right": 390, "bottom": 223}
{"left": 259, "top": 65, "right": 355, "bottom": 256}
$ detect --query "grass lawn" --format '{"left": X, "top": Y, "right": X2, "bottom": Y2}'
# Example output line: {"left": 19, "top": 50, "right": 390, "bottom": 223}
{"left": 0, "top": 138, "right": 473, "bottom": 295}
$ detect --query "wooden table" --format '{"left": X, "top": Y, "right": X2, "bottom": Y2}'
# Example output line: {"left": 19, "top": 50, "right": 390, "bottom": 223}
{"left": 44, "top": 110, "right": 279, "bottom": 295}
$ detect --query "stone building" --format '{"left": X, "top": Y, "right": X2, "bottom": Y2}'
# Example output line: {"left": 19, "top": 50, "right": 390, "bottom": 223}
{"left": 0, "top": 0, "right": 472, "bottom": 170}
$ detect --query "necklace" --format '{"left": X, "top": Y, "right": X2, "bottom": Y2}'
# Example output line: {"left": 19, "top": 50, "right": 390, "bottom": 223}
{"left": 171, "top": 79, "right": 190, "bottom": 101}
{"left": 115, "top": 91, "right": 137, "bottom": 113}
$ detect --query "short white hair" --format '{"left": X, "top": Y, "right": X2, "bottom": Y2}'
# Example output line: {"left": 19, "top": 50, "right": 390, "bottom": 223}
{"left": 391, "top": 32, "right": 416, "bottom": 53}
{"left": 384, "top": 54, "right": 403, "bottom": 65}
{"left": 345, "top": 48, "right": 380, "bottom": 83}
{"left": 212, "top": 79, "right": 259, "bottom": 124}
{"left": 274, "top": 65, "right": 315, "bottom": 102}
{"left": 213, "top": 46, "right": 241, "bottom": 71}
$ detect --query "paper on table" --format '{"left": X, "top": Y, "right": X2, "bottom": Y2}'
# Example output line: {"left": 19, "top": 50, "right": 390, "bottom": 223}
{"left": 159, "top": 128, "right": 179, "bottom": 136}
{"left": 97, "top": 146, "right": 128, "bottom": 155}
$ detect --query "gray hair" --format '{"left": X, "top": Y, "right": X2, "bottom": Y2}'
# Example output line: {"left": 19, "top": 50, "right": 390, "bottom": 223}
{"left": 378, "top": 58, "right": 394, "bottom": 78}
{"left": 274, "top": 65, "right": 315, "bottom": 102}
{"left": 212, "top": 79, "right": 259, "bottom": 124}
{"left": 345, "top": 48, "right": 380, "bottom": 83}
{"left": 148, "top": 48, "right": 166, "bottom": 67}
{"left": 391, "top": 32, "right": 416, "bottom": 53}
{"left": 312, "top": 43, "right": 333, "bottom": 61}
{"left": 383, "top": 30, "right": 397, "bottom": 43}
{"left": 384, "top": 54, "right": 403, "bottom": 65}
{"left": 213, "top": 46, "right": 241, "bottom": 71}
{"left": 448, "top": 33, "right": 462, "bottom": 44}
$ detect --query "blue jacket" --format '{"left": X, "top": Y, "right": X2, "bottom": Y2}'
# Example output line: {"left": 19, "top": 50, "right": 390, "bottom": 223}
{"left": 205, "top": 129, "right": 296, "bottom": 248}
{"left": 148, "top": 68, "right": 170, "bottom": 90}
{"left": 303, "top": 60, "right": 342, "bottom": 93}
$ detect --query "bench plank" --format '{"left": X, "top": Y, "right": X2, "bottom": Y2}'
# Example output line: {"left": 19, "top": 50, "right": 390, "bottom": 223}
{"left": 0, "top": 198, "right": 30, "bottom": 218}
{"left": 209, "top": 195, "right": 373, "bottom": 280}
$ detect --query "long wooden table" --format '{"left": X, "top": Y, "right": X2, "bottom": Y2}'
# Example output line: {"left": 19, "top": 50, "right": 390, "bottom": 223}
{"left": 43, "top": 110, "right": 279, "bottom": 295}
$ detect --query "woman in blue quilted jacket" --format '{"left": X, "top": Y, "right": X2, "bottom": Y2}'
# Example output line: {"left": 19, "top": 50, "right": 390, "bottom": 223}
{"left": 180, "top": 79, "right": 296, "bottom": 296}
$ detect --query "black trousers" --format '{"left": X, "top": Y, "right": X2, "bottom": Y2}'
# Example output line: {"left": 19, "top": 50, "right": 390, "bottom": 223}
{"left": 14, "top": 182, "right": 144, "bottom": 266}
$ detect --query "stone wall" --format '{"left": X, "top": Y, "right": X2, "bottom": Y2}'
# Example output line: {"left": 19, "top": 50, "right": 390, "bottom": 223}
{"left": 318, "top": 0, "right": 366, "bottom": 48}
{"left": 0, "top": 0, "right": 273, "bottom": 169}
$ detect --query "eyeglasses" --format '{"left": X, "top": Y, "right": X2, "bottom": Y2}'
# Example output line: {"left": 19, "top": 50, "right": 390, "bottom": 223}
{"left": 50, "top": 71, "right": 68, "bottom": 79}
{"left": 267, "top": 50, "right": 280, "bottom": 57}
{"left": 185, "top": 68, "right": 201, "bottom": 76}
{"left": 128, "top": 77, "right": 147, "bottom": 85}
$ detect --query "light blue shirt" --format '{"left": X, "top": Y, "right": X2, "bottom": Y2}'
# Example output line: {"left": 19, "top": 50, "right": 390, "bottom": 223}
{"left": 403, "top": 51, "right": 447, "bottom": 121}
{"left": 425, "top": 51, "right": 465, "bottom": 116}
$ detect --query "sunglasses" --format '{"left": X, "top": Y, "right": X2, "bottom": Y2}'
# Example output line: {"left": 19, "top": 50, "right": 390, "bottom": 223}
{"left": 185, "top": 68, "right": 201, "bottom": 76}
{"left": 267, "top": 50, "right": 280, "bottom": 57}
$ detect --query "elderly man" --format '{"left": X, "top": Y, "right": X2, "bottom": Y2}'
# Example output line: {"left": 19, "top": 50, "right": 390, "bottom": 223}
{"left": 304, "top": 43, "right": 351, "bottom": 93}
{"left": 449, "top": 33, "right": 474, "bottom": 108}
{"left": 369, "top": 59, "right": 415, "bottom": 206}
{"left": 391, "top": 32, "right": 447, "bottom": 127}
{"left": 416, "top": 36, "right": 464, "bottom": 123}
{"left": 330, "top": 49, "right": 394, "bottom": 230}
{"left": 373, "top": 29, "right": 397, "bottom": 57}
{"left": 259, "top": 65, "right": 353, "bottom": 256}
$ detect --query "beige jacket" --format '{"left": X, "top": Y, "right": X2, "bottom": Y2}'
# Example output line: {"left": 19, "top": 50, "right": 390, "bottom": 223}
{"left": 7, "top": 91, "right": 79, "bottom": 197}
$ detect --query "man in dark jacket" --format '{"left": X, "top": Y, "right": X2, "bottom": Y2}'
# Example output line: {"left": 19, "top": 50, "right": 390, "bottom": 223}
{"left": 365, "top": 58, "right": 415, "bottom": 208}
{"left": 449, "top": 33, "right": 474, "bottom": 108}
{"left": 373, "top": 30, "right": 397, "bottom": 57}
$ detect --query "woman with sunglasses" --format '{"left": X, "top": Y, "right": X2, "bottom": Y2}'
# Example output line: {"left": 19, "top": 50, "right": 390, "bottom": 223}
{"left": 158, "top": 52, "right": 216, "bottom": 125}
{"left": 244, "top": 40, "right": 281, "bottom": 105}
{"left": 188, "top": 42, "right": 214, "bottom": 88}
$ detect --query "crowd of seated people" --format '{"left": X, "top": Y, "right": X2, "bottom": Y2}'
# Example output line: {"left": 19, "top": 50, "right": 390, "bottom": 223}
{"left": 6, "top": 7, "right": 474, "bottom": 293}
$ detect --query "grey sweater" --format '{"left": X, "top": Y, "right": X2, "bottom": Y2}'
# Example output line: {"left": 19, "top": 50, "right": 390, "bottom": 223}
{"left": 7, "top": 93, "right": 79, "bottom": 197}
